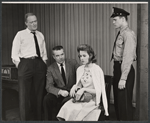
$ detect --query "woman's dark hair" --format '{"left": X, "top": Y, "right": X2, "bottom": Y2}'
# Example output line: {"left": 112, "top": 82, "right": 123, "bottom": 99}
{"left": 77, "top": 44, "right": 97, "bottom": 63}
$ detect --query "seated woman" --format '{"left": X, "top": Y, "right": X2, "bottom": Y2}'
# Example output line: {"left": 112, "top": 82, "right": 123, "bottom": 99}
{"left": 57, "top": 44, "right": 109, "bottom": 121}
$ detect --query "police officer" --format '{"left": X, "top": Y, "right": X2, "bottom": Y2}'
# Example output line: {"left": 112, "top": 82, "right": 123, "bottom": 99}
{"left": 110, "top": 7, "right": 137, "bottom": 121}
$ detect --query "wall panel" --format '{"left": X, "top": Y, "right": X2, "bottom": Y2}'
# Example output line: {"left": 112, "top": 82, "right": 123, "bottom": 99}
{"left": 2, "top": 4, "right": 25, "bottom": 65}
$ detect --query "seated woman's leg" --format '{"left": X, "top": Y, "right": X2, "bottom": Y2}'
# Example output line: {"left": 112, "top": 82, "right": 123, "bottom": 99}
{"left": 57, "top": 117, "right": 65, "bottom": 121}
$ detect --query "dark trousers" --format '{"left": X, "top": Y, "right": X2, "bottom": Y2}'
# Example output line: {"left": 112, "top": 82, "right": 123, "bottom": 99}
{"left": 43, "top": 93, "right": 71, "bottom": 121}
{"left": 113, "top": 61, "right": 135, "bottom": 121}
{"left": 18, "top": 58, "right": 47, "bottom": 121}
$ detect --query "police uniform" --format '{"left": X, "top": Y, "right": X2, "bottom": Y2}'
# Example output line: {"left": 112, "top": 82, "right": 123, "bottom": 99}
{"left": 111, "top": 7, "right": 137, "bottom": 120}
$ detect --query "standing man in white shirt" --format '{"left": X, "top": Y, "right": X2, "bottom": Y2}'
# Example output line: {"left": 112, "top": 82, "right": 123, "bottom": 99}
{"left": 11, "top": 13, "right": 48, "bottom": 121}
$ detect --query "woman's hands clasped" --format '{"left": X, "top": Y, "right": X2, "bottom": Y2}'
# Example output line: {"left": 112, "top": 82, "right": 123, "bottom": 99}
{"left": 70, "top": 85, "right": 79, "bottom": 97}
{"left": 74, "top": 88, "right": 85, "bottom": 101}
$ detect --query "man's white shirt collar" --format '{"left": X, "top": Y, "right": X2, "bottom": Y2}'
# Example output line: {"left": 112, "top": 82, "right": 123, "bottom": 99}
{"left": 26, "top": 28, "right": 37, "bottom": 33}
{"left": 57, "top": 62, "right": 66, "bottom": 73}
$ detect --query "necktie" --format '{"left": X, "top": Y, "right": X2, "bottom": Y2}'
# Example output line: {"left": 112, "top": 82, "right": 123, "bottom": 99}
{"left": 110, "top": 31, "right": 120, "bottom": 61}
{"left": 60, "top": 63, "right": 66, "bottom": 85}
{"left": 31, "top": 32, "right": 41, "bottom": 57}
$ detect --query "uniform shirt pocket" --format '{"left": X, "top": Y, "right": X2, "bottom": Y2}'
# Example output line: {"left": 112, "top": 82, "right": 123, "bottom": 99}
{"left": 115, "top": 36, "right": 124, "bottom": 56}
{"left": 116, "top": 36, "right": 124, "bottom": 48}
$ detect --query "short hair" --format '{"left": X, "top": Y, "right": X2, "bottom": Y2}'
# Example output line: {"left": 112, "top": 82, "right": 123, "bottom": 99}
{"left": 25, "top": 13, "right": 36, "bottom": 22}
{"left": 119, "top": 15, "right": 128, "bottom": 21}
{"left": 77, "top": 44, "right": 97, "bottom": 63}
{"left": 52, "top": 45, "right": 63, "bottom": 54}
{"left": 52, "top": 45, "right": 64, "bottom": 55}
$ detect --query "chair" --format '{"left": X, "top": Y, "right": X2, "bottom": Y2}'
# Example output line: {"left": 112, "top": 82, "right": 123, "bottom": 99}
{"left": 98, "top": 75, "right": 113, "bottom": 121}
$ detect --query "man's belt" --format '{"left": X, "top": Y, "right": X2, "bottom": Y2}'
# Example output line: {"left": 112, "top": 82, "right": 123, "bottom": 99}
{"left": 114, "top": 61, "right": 122, "bottom": 64}
{"left": 21, "top": 56, "right": 41, "bottom": 59}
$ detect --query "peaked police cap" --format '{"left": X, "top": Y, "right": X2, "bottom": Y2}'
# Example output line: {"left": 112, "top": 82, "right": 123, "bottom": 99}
{"left": 110, "top": 7, "right": 130, "bottom": 18}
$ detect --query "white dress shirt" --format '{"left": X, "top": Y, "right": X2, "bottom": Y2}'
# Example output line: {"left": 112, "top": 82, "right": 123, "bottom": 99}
{"left": 11, "top": 28, "right": 48, "bottom": 63}
{"left": 57, "top": 62, "right": 67, "bottom": 95}
{"left": 57, "top": 62, "right": 66, "bottom": 74}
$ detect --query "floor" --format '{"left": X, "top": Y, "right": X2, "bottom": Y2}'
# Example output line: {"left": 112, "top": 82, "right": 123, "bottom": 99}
{"left": 3, "top": 105, "right": 118, "bottom": 121}
{"left": 2, "top": 89, "right": 135, "bottom": 121}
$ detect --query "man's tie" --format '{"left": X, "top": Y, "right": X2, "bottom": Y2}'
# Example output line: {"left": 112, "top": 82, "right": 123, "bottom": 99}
{"left": 110, "top": 31, "right": 120, "bottom": 61}
{"left": 31, "top": 32, "right": 41, "bottom": 57}
{"left": 60, "top": 63, "right": 66, "bottom": 85}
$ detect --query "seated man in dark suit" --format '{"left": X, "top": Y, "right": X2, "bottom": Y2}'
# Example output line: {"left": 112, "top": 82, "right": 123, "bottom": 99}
{"left": 43, "top": 45, "right": 79, "bottom": 121}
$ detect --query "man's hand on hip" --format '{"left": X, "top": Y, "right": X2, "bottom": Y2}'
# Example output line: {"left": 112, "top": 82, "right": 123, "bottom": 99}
{"left": 15, "top": 61, "right": 20, "bottom": 68}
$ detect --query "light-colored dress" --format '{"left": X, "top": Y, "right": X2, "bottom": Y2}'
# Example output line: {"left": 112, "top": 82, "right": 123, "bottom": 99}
{"left": 57, "top": 68, "right": 101, "bottom": 121}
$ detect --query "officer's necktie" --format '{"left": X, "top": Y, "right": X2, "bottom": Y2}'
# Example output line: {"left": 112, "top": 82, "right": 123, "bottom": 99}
{"left": 31, "top": 32, "right": 41, "bottom": 57}
{"left": 60, "top": 63, "right": 66, "bottom": 85}
{"left": 110, "top": 31, "right": 120, "bottom": 61}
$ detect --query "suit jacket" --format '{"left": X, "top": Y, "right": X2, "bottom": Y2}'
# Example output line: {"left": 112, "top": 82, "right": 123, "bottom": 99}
{"left": 46, "top": 59, "right": 79, "bottom": 96}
